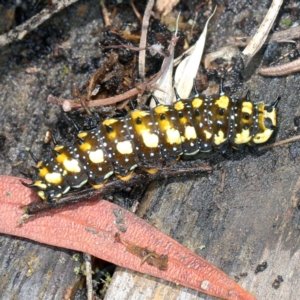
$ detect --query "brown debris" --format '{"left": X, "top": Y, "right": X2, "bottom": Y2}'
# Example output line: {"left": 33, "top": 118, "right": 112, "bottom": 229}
{"left": 113, "top": 209, "right": 128, "bottom": 232}
{"left": 48, "top": 32, "right": 179, "bottom": 111}
{"left": 115, "top": 233, "right": 168, "bottom": 271}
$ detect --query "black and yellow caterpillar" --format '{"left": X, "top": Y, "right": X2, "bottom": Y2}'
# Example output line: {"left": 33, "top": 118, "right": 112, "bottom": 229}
{"left": 26, "top": 90, "right": 279, "bottom": 203}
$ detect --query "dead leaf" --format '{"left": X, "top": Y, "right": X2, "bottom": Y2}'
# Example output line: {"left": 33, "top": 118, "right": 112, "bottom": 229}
{"left": 0, "top": 175, "right": 256, "bottom": 300}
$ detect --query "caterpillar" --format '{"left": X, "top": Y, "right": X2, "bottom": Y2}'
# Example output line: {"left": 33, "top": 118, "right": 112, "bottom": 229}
{"left": 25, "top": 87, "right": 279, "bottom": 203}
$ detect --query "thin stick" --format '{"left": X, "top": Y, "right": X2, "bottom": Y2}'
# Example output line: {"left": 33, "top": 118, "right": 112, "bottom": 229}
{"left": 101, "top": 44, "right": 167, "bottom": 57}
{"left": 269, "top": 25, "right": 300, "bottom": 43}
{"left": 228, "top": 26, "right": 300, "bottom": 47}
{"left": 258, "top": 135, "right": 300, "bottom": 151}
{"left": 100, "top": 0, "right": 112, "bottom": 27}
{"left": 83, "top": 253, "right": 93, "bottom": 300}
{"left": 0, "top": 0, "right": 79, "bottom": 47}
{"left": 139, "top": 0, "right": 155, "bottom": 81}
{"left": 130, "top": 0, "right": 143, "bottom": 24}
{"left": 242, "top": 0, "right": 284, "bottom": 67}
{"left": 259, "top": 58, "right": 300, "bottom": 76}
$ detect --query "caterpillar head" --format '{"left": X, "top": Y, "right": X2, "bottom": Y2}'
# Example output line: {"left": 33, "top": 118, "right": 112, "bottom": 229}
{"left": 252, "top": 97, "right": 280, "bottom": 144}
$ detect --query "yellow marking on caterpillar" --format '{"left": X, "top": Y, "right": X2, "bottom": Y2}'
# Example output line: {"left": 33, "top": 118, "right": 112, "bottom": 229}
{"left": 178, "top": 116, "right": 188, "bottom": 125}
{"left": 102, "top": 118, "right": 118, "bottom": 126}
{"left": 156, "top": 115, "right": 171, "bottom": 131}
{"left": 166, "top": 128, "right": 181, "bottom": 144}
{"left": 54, "top": 145, "right": 64, "bottom": 151}
{"left": 234, "top": 128, "right": 251, "bottom": 144}
{"left": 252, "top": 129, "right": 273, "bottom": 144}
{"left": 130, "top": 110, "right": 151, "bottom": 136}
{"left": 252, "top": 103, "right": 276, "bottom": 144}
{"left": 154, "top": 105, "right": 169, "bottom": 114}
{"left": 116, "top": 171, "right": 134, "bottom": 181}
{"left": 45, "top": 172, "right": 63, "bottom": 185}
{"left": 142, "top": 168, "right": 159, "bottom": 174}
{"left": 63, "top": 159, "right": 81, "bottom": 173}
{"left": 174, "top": 101, "right": 184, "bottom": 110}
{"left": 36, "top": 161, "right": 43, "bottom": 168}
{"left": 56, "top": 152, "right": 68, "bottom": 164}
{"left": 37, "top": 191, "right": 46, "bottom": 200}
{"left": 91, "top": 182, "right": 105, "bottom": 189}
{"left": 79, "top": 142, "right": 91, "bottom": 152}
{"left": 89, "top": 149, "right": 104, "bottom": 163}
{"left": 192, "top": 98, "right": 203, "bottom": 108}
{"left": 34, "top": 180, "right": 47, "bottom": 190}
{"left": 214, "top": 130, "right": 227, "bottom": 145}
{"left": 39, "top": 167, "right": 49, "bottom": 178}
{"left": 263, "top": 106, "right": 277, "bottom": 126}
{"left": 131, "top": 110, "right": 150, "bottom": 119}
{"left": 185, "top": 126, "right": 197, "bottom": 140}
{"left": 78, "top": 132, "right": 88, "bottom": 138}
{"left": 241, "top": 101, "right": 253, "bottom": 115}
{"left": 116, "top": 141, "right": 133, "bottom": 155}
{"left": 215, "top": 95, "right": 229, "bottom": 109}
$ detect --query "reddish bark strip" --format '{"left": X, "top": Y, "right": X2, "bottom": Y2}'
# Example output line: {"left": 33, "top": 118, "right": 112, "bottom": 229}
{"left": 0, "top": 175, "right": 257, "bottom": 300}
{"left": 259, "top": 57, "right": 300, "bottom": 76}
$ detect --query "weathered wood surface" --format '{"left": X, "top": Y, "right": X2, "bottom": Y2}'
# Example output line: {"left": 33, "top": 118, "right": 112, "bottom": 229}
{"left": 0, "top": 236, "right": 82, "bottom": 300}
{"left": 0, "top": 1, "right": 299, "bottom": 300}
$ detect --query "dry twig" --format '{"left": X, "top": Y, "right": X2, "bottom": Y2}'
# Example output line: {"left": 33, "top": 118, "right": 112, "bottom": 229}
{"left": 100, "top": 0, "right": 112, "bottom": 27}
{"left": 258, "top": 135, "right": 300, "bottom": 151}
{"left": 259, "top": 58, "right": 300, "bottom": 76}
{"left": 83, "top": 253, "right": 93, "bottom": 300}
{"left": 138, "top": 0, "right": 155, "bottom": 81}
{"left": 228, "top": 26, "right": 300, "bottom": 48}
{"left": 242, "top": 0, "right": 284, "bottom": 67}
{"left": 0, "top": 0, "right": 78, "bottom": 47}
{"left": 130, "top": 0, "right": 143, "bottom": 24}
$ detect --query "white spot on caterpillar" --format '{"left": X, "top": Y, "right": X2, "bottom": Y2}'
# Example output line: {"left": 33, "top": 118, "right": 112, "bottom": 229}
{"left": 89, "top": 149, "right": 104, "bottom": 164}
{"left": 45, "top": 172, "right": 63, "bottom": 185}
{"left": 185, "top": 126, "right": 197, "bottom": 140}
{"left": 203, "top": 130, "right": 212, "bottom": 139}
{"left": 234, "top": 128, "right": 251, "bottom": 144}
{"left": 63, "top": 159, "right": 81, "bottom": 173}
{"left": 141, "top": 130, "right": 159, "bottom": 148}
{"left": 166, "top": 128, "right": 181, "bottom": 144}
{"left": 116, "top": 140, "right": 133, "bottom": 155}
{"left": 214, "top": 130, "right": 227, "bottom": 145}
